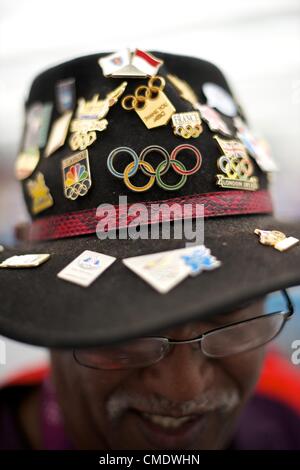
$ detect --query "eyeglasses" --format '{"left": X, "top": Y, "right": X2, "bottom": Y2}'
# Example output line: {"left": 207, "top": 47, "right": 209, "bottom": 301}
{"left": 73, "top": 289, "right": 293, "bottom": 370}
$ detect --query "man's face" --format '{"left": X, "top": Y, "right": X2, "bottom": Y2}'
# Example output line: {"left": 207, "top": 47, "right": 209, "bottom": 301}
{"left": 51, "top": 299, "right": 266, "bottom": 450}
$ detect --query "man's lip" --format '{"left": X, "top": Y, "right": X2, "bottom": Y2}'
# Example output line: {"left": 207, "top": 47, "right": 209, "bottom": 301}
{"left": 130, "top": 408, "right": 198, "bottom": 419}
{"left": 129, "top": 409, "right": 207, "bottom": 449}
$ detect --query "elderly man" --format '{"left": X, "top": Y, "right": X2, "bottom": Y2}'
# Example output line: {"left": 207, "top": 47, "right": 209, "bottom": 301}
{"left": 0, "top": 50, "right": 300, "bottom": 450}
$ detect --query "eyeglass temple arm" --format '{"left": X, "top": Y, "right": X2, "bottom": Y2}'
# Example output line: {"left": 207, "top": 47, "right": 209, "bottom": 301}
{"left": 282, "top": 288, "right": 294, "bottom": 317}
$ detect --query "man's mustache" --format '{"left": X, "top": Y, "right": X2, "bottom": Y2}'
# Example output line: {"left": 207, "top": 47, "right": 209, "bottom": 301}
{"left": 106, "top": 388, "right": 240, "bottom": 421}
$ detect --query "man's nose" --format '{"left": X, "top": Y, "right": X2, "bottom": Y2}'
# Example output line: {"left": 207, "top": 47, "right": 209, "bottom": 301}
{"left": 140, "top": 339, "right": 215, "bottom": 403}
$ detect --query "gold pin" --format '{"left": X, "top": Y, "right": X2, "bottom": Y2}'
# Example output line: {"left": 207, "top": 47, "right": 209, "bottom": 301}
{"left": 0, "top": 254, "right": 50, "bottom": 268}
{"left": 167, "top": 74, "right": 198, "bottom": 106}
{"left": 214, "top": 136, "right": 259, "bottom": 191}
{"left": 26, "top": 172, "right": 54, "bottom": 214}
{"left": 171, "top": 111, "right": 203, "bottom": 139}
{"left": 44, "top": 111, "right": 73, "bottom": 157}
{"left": 254, "top": 229, "right": 299, "bottom": 252}
{"left": 122, "top": 76, "right": 175, "bottom": 129}
{"left": 69, "top": 82, "right": 127, "bottom": 151}
{"left": 15, "top": 147, "right": 40, "bottom": 180}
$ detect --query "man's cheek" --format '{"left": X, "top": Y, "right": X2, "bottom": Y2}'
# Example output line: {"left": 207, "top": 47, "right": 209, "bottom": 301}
{"left": 221, "top": 348, "right": 266, "bottom": 397}
{"left": 82, "top": 370, "right": 133, "bottom": 420}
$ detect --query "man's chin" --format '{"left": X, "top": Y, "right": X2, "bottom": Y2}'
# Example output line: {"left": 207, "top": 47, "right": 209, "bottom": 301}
{"left": 106, "top": 409, "right": 229, "bottom": 450}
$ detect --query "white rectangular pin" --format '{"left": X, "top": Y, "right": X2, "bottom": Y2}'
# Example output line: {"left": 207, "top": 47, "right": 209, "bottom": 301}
{"left": 123, "top": 245, "right": 221, "bottom": 293}
{"left": 123, "top": 250, "right": 191, "bottom": 294}
{"left": 57, "top": 250, "right": 116, "bottom": 287}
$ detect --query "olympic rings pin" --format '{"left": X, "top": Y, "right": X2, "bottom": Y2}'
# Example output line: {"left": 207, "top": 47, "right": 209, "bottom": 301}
{"left": 69, "top": 82, "right": 127, "bottom": 151}
{"left": 171, "top": 111, "right": 203, "bottom": 139}
{"left": 62, "top": 150, "right": 92, "bottom": 200}
{"left": 214, "top": 136, "right": 259, "bottom": 191}
{"left": 107, "top": 144, "right": 202, "bottom": 192}
{"left": 121, "top": 76, "right": 176, "bottom": 129}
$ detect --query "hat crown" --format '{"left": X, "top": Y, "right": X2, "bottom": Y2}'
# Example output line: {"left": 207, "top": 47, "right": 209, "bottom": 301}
{"left": 16, "top": 51, "right": 271, "bottom": 241}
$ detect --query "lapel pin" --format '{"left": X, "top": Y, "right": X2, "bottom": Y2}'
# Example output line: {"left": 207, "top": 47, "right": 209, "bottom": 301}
{"left": 123, "top": 245, "right": 221, "bottom": 293}
{"left": 167, "top": 74, "right": 198, "bottom": 106}
{"left": 57, "top": 250, "right": 116, "bottom": 287}
{"left": 180, "top": 245, "right": 221, "bottom": 276}
{"left": 55, "top": 78, "right": 76, "bottom": 114}
{"left": 26, "top": 172, "right": 54, "bottom": 214}
{"left": 107, "top": 144, "right": 202, "bottom": 192}
{"left": 38, "top": 103, "right": 53, "bottom": 148}
{"left": 254, "top": 229, "right": 299, "bottom": 252}
{"left": 234, "top": 117, "right": 278, "bottom": 173}
{"left": 23, "top": 103, "right": 43, "bottom": 151}
{"left": 16, "top": 102, "right": 53, "bottom": 178}
{"left": 69, "top": 82, "right": 127, "bottom": 151}
{"left": 214, "top": 136, "right": 259, "bottom": 191}
{"left": 203, "top": 82, "right": 237, "bottom": 117}
{"left": 0, "top": 254, "right": 50, "bottom": 268}
{"left": 15, "top": 147, "right": 40, "bottom": 180}
{"left": 171, "top": 111, "right": 203, "bottom": 139}
{"left": 99, "top": 48, "right": 163, "bottom": 78}
{"left": 195, "top": 104, "right": 231, "bottom": 136}
{"left": 121, "top": 76, "right": 175, "bottom": 129}
{"left": 44, "top": 111, "right": 73, "bottom": 157}
{"left": 62, "top": 150, "right": 92, "bottom": 200}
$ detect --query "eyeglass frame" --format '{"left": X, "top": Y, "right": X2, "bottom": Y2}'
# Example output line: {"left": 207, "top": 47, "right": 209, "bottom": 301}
{"left": 73, "top": 289, "right": 294, "bottom": 370}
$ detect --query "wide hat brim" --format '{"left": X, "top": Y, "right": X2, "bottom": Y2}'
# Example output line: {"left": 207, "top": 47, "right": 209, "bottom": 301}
{"left": 0, "top": 213, "right": 300, "bottom": 348}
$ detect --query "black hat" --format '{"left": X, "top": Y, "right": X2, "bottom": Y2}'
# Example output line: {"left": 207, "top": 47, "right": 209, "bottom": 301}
{"left": 0, "top": 50, "right": 299, "bottom": 348}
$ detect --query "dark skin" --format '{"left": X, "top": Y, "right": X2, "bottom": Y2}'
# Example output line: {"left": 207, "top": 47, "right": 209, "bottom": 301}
{"left": 20, "top": 299, "right": 266, "bottom": 450}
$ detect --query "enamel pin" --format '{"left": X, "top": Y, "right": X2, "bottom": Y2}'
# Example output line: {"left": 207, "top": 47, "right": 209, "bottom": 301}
{"left": 180, "top": 245, "right": 221, "bottom": 276}
{"left": 214, "top": 136, "right": 259, "bottom": 191}
{"left": 56, "top": 78, "right": 76, "bottom": 114}
{"left": 15, "top": 148, "right": 40, "bottom": 181}
{"left": 69, "top": 82, "right": 127, "bottom": 151}
{"left": 23, "top": 103, "right": 43, "bottom": 151}
{"left": 44, "top": 111, "right": 73, "bottom": 157}
{"left": 26, "top": 172, "right": 54, "bottom": 214}
{"left": 0, "top": 254, "right": 50, "bottom": 268}
{"left": 234, "top": 117, "right": 278, "bottom": 173}
{"left": 171, "top": 111, "right": 202, "bottom": 139}
{"left": 122, "top": 76, "right": 175, "bottom": 129}
{"left": 57, "top": 250, "right": 116, "bottom": 287}
{"left": 167, "top": 74, "right": 198, "bottom": 106}
{"left": 203, "top": 83, "right": 237, "bottom": 117}
{"left": 62, "top": 150, "right": 92, "bottom": 200}
{"left": 99, "top": 49, "right": 163, "bottom": 78}
{"left": 123, "top": 245, "right": 221, "bottom": 293}
{"left": 38, "top": 103, "right": 53, "bottom": 148}
{"left": 254, "top": 229, "right": 299, "bottom": 252}
{"left": 195, "top": 104, "right": 231, "bottom": 136}
{"left": 15, "top": 102, "right": 52, "bottom": 179}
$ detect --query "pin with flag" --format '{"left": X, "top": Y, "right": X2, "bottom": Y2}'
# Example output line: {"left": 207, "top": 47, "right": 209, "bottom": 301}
{"left": 99, "top": 48, "right": 163, "bottom": 78}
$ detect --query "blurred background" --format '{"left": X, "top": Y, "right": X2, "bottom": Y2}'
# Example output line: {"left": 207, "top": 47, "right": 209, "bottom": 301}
{"left": 0, "top": 0, "right": 300, "bottom": 383}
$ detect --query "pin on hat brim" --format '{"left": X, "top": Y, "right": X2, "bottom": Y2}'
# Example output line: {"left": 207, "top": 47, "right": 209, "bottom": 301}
{"left": 0, "top": 213, "right": 299, "bottom": 348}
